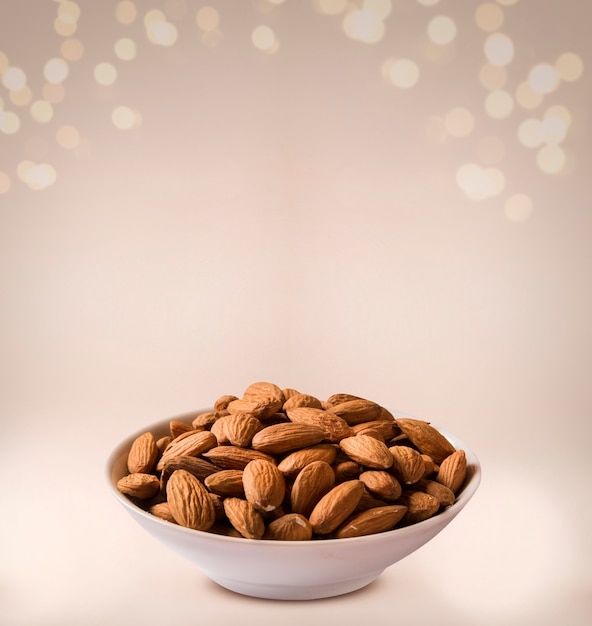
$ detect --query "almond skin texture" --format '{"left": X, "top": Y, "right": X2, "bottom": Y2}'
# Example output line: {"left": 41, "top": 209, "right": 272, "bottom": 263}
{"left": 204, "top": 469, "right": 245, "bottom": 498}
{"left": 309, "top": 480, "right": 365, "bottom": 534}
{"left": 394, "top": 418, "right": 456, "bottom": 465}
{"left": 117, "top": 473, "right": 160, "bottom": 500}
{"left": 399, "top": 491, "right": 440, "bottom": 524}
{"left": 327, "top": 399, "right": 383, "bottom": 425}
{"left": 264, "top": 513, "right": 313, "bottom": 541}
{"left": 277, "top": 444, "right": 338, "bottom": 477}
{"left": 335, "top": 505, "right": 408, "bottom": 539}
{"left": 223, "top": 412, "right": 262, "bottom": 448}
{"left": 242, "top": 459, "right": 285, "bottom": 513}
{"left": 148, "top": 502, "right": 177, "bottom": 523}
{"left": 436, "top": 449, "right": 467, "bottom": 494}
{"left": 359, "top": 470, "right": 402, "bottom": 501}
{"left": 202, "top": 446, "right": 276, "bottom": 470}
{"left": 286, "top": 407, "right": 353, "bottom": 443}
{"left": 156, "top": 430, "right": 217, "bottom": 470}
{"left": 339, "top": 435, "right": 394, "bottom": 470}
{"left": 416, "top": 478, "right": 455, "bottom": 508}
{"left": 282, "top": 393, "right": 323, "bottom": 411}
{"left": 290, "top": 460, "right": 336, "bottom": 518}
{"left": 389, "top": 445, "right": 426, "bottom": 485}
{"left": 127, "top": 432, "right": 158, "bottom": 474}
{"left": 251, "top": 422, "right": 326, "bottom": 455}
{"left": 166, "top": 469, "right": 216, "bottom": 531}
{"left": 223, "top": 497, "right": 265, "bottom": 539}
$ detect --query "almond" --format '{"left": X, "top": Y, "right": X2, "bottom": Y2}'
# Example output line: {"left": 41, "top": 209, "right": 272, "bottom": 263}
{"left": 117, "top": 473, "right": 160, "bottom": 500}
{"left": 148, "top": 501, "right": 177, "bottom": 523}
{"left": 156, "top": 430, "right": 217, "bottom": 470}
{"left": 282, "top": 393, "right": 323, "bottom": 411}
{"left": 359, "top": 470, "right": 402, "bottom": 501}
{"left": 242, "top": 459, "right": 285, "bottom": 512}
{"left": 333, "top": 460, "right": 361, "bottom": 482}
{"left": 290, "top": 460, "right": 335, "bottom": 517}
{"left": 335, "top": 505, "right": 408, "bottom": 538}
{"left": 170, "top": 419, "right": 193, "bottom": 439}
{"left": 191, "top": 411, "right": 218, "bottom": 430}
{"left": 399, "top": 490, "right": 440, "bottom": 524}
{"left": 277, "top": 443, "right": 338, "bottom": 477}
{"left": 204, "top": 469, "right": 245, "bottom": 498}
{"left": 394, "top": 418, "right": 456, "bottom": 464}
{"left": 389, "top": 445, "right": 425, "bottom": 485}
{"left": 286, "top": 406, "right": 352, "bottom": 443}
{"left": 159, "top": 455, "right": 218, "bottom": 490}
{"left": 223, "top": 412, "right": 262, "bottom": 447}
{"left": 202, "top": 445, "right": 276, "bottom": 470}
{"left": 127, "top": 431, "right": 158, "bottom": 474}
{"left": 264, "top": 513, "right": 313, "bottom": 541}
{"left": 339, "top": 435, "right": 394, "bottom": 469}
{"left": 436, "top": 449, "right": 467, "bottom": 494}
{"left": 351, "top": 420, "right": 400, "bottom": 440}
{"left": 251, "top": 422, "right": 326, "bottom": 455}
{"left": 327, "top": 399, "right": 383, "bottom": 425}
{"left": 308, "top": 480, "right": 365, "bottom": 534}
{"left": 325, "top": 393, "right": 362, "bottom": 407}
{"left": 415, "top": 478, "right": 455, "bottom": 507}
{"left": 166, "top": 469, "right": 215, "bottom": 531}
{"left": 214, "top": 394, "right": 238, "bottom": 412}
{"left": 223, "top": 497, "right": 265, "bottom": 539}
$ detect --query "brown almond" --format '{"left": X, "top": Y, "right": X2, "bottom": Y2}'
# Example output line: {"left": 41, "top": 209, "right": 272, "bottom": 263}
{"left": 333, "top": 460, "right": 361, "bottom": 482}
{"left": 286, "top": 407, "right": 353, "bottom": 443}
{"left": 148, "top": 501, "right": 177, "bottom": 523}
{"left": 214, "top": 394, "right": 239, "bottom": 412}
{"left": 351, "top": 420, "right": 400, "bottom": 440}
{"left": 339, "top": 435, "right": 394, "bottom": 470}
{"left": 436, "top": 449, "right": 467, "bottom": 494}
{"left": 223, "top": 412, "right": 262, "bottom": 447}
{"left": 394, "top": 418, "right": 456, "bottom": 464}
{"left": 159, "top": 455, "right": 218, "bottom": 491}
{"left": 421, "top": 453, "right": 435, "bottom": 477}
{"left": 277, "top": 443, "right": 338, "bottom": 477}
{"left": 202, "top": 446, "right": 276, "bottom": 470}
{"left": 389, "top": 445, "right": 426, "bottom": 485}
{"left": 251, "top": 422, "right": 326, "bottom": 455}
{"left": 170, "top": 419, "right": 193, "bottom": 439}
{"left": 240, "top": 381, "right": 285, "bottom": 418}
{"left": 335, "top": 505, "right": 408, "bottom": 539}
{"left": 327, "top": 399, "right": 383, "bottom": 425}
{"left": 191, "top": 411, "right": 218, "bottom": 430}
{"left": 325, "top": 393, "right": 362, "bottom": 407}
{"left": 308, "top": 480, "right": 365, "bottom": 534}
{"left": 282, "top": 393, "right": 323, "bottom": 411}
{"left": 264, "top": 513, "right": 313, "bottom": 541}
{"left": 117, "top": 473, "right": 160, "bottom": 500}
{"left": 242, "top": 459, "right": 285, "bottom": 512}
{"left": 166, "top": 469, "right": 215, "bottom": 531}
{"left": 204, "top": 469, "right": 245, "bottom": 498}
{"left": 399, "top": 490, "right": 440, "bottom": 524}
{"left": 290, "top": 460, "right": 335, "bottom": 517}
{"left": 359, "top": 470, "right": 402, "bottom": 501}
{"left": 156, "top": 435, "right": 172, "bottom": 454}
{"left": 415, "top": 478, "right": 455, "bottom": 507}
{"left": 223, "top": 497, "right": 265, "bottom": 539}
{"left": 127, "top": 431, "right": 158, "bottom": 474}
{"left": 156, "top": 430, "right": 218, "bottom": 470}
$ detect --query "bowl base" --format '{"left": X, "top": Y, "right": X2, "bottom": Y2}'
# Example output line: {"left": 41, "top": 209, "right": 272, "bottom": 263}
{"left": 208, "top": 571, "right": 383, "bottom": 600}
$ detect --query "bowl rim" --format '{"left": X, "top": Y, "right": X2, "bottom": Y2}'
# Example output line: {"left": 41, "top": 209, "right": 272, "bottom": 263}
{"left": 106, "top": 408, "right": 481, "bottom": 547}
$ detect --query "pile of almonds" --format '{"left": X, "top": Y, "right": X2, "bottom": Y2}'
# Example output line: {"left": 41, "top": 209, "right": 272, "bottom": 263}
{"left": 117, "top": 382, "right": 467, "bottom": 540}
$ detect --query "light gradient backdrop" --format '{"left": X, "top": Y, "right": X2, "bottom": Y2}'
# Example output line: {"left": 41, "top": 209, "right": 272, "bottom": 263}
{"left": 1, "top": 1, "right": 591, "bottom": 625}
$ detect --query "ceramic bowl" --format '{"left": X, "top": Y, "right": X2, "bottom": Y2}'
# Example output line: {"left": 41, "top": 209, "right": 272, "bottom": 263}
{"left": 106, "top": 409, "right": 481, "bottom": 600}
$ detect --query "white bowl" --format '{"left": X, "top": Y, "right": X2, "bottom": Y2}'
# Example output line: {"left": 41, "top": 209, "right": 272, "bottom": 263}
{"left": 106, "top": 409, "right": 481, "bottom": 600}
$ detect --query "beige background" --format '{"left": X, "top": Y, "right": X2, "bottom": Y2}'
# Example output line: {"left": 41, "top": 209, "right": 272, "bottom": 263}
{"left": 1, "top": 1, "right": 591, "bottom": 624}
